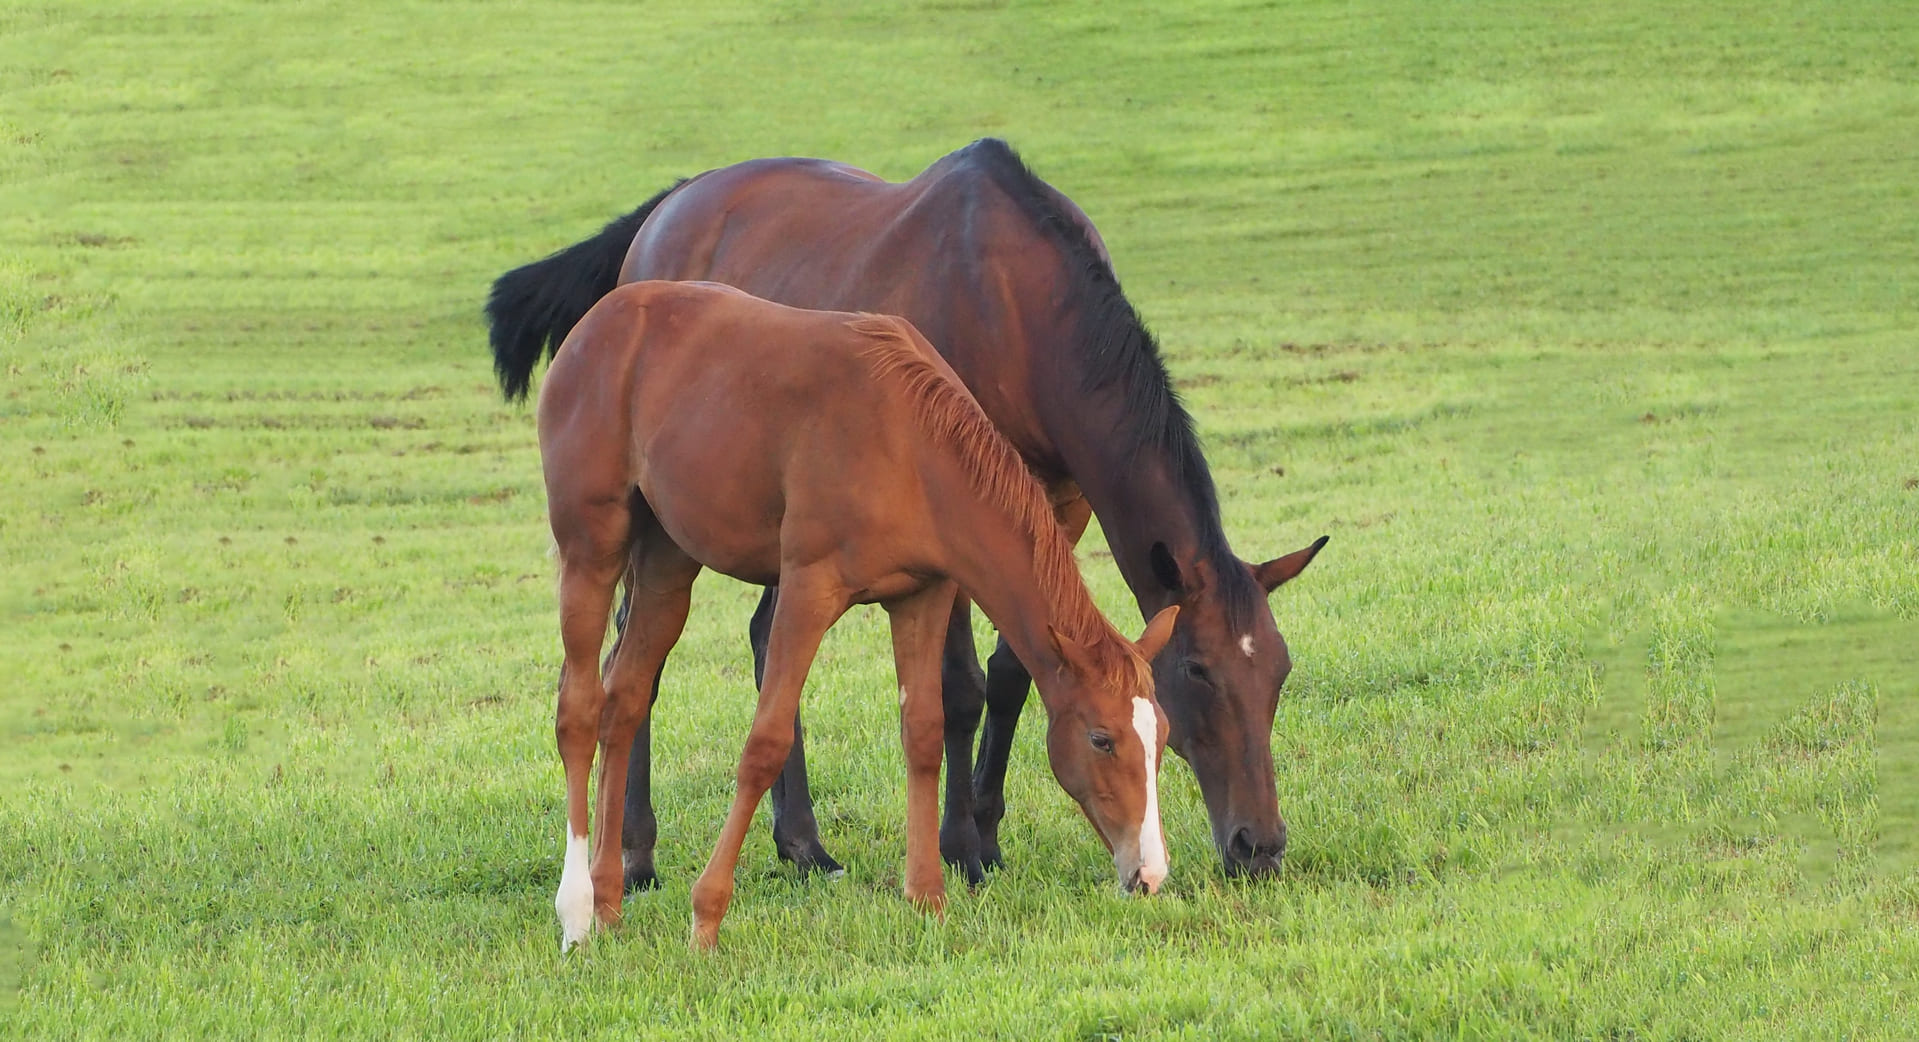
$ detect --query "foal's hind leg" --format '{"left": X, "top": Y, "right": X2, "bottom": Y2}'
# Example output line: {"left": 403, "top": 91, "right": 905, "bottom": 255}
{"left": 752, "top": 586, "right": 844, "bottom": 876}
{"left": 590, "top": 524, "right": 700, "bottom": 926}
{"left": 550, "top": 508, "right": 629, "bottom": 951}
{"left": 690, "top": 571, "right": 846, "bottom": 950}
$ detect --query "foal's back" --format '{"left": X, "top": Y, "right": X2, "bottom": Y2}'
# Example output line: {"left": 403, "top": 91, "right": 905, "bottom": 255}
{"left": 538, "top": 280, "right": 960, "bottom": 589}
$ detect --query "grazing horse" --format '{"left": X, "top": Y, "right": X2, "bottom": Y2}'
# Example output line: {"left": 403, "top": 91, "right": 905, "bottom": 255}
{"left": 538, "top": 280, "right": 1179, "bottom": 950}
{"left": 490, "top": 138, "right": 1325, "bottom": 887}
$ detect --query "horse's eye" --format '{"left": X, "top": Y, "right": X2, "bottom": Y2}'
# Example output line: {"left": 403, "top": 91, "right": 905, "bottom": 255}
{"left": 1182, "top": 661, "right": 1213, "bottom": 686}
{"left": 1089, "top": 731, "right": 1115, "bottom": 754}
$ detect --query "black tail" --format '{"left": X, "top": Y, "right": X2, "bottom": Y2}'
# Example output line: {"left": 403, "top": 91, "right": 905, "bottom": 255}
{"left": 485, "top": 181, "right": 686, "bottom": 401}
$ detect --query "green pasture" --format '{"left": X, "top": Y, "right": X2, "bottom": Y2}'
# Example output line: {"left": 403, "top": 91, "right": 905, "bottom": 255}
{"left": 4, "top": 0, "right": 1917, "bottom": 1037}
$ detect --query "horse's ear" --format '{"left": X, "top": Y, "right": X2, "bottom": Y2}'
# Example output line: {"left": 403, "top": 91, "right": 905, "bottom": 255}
{"left": 1134, "top": 605, "right": 1180, "bottom": 662}
{"left": 1149, "top": 541, "right": 1184, "bottom": 592}
{"left": 1048, "top": 625, "right": 1097, "bottom": 674}
{"left": 1252, "top": 535, "right": 1329, "bottom": 593}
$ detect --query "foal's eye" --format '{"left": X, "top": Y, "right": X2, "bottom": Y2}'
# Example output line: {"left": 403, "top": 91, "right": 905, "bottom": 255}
{"left": 1089, "top": 731, "right": 1115, "bottom": 754}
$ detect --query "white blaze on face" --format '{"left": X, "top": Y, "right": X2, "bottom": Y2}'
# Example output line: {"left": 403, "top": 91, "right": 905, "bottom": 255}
{"left": 1239, "top": 634, "right": 1255, "bottom": 659}
{"left": 555, "top": 831, "right": 593, "bottom": 951}
{"left": 1130, "top": 696, "right": 1168, "bottom": 893}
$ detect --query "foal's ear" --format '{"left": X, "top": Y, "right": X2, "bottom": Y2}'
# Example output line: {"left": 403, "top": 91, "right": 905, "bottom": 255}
{"left": 1048, "top": 625, "right": 1097, "bottom": 674}
{"left": 1134, "top": 605, "right": 1181, "bottom": 662}
{"left": 1252, "top": 535, "right": 1329, "bottom": 593}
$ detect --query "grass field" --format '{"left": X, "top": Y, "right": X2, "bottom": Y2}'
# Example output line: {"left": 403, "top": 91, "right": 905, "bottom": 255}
{"left": 5, "top": 0, "right": 1919, "bottom": 1037}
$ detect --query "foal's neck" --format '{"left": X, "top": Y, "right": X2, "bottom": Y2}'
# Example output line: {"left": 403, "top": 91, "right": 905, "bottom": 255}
{"left": 939, "top": 495, "right": 1121, "bottom": 695}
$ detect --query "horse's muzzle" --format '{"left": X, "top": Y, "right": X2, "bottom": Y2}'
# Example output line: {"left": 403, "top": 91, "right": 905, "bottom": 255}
{"left": 1223, "top": 823, "right": 1287, "bottom": 878}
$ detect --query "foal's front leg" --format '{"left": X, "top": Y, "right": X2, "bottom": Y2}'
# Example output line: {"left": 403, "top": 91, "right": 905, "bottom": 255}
{"left": 890, "top": 580, "right": 960, "bottom": 912}
{"left": 690, "top": 576, "right": 845, "bottom": 951}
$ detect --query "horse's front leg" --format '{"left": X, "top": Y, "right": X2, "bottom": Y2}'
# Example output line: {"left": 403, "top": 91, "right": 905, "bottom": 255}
{"left": 935, "top": 597, "right": 988, "bottom": 885}
{"left": 891, "top": 580, "right": 960, "bottom": 912}
{"left": 973, "top": 638, "right": 1032, "bottom": 871}
{"left": 971, "top": 495, "right": 1091, "bottom": 871}
{"left": 690, "top": 577, "right": 845, "bottom": 951}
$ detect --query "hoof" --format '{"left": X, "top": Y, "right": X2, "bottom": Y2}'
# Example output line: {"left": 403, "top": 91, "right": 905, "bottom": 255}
{"left": 979, "top": 845, "right": 1005, "bottom": 873}
{"left": 690, "top": 918, "right": 720, "bottom": 952}
{"left": 556, "top": 835, "right": 594, "bottom": 952}
{"left": 623, "top": 847, "right": 662, "bottom": 893}
{"left": 776, "top": 842, "right": 845, "bottom": 878}
{"left": 940, "top": 822, "right": 985, "bottom": 886}
{"left": 942, "top": 852, "right": 986, "bottom": 888}
{"left": 907, "top": 886, "right": 947, "bottom": 917}
{"left": 623, "top": 865, "right": 661, "bottom": 894}
{"left": 558, "top": 915, "right": 592, "bottom": 953}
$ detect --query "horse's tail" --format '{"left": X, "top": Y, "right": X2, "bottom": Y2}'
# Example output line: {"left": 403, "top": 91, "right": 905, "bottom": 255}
{"left": 486, "top": 180, "right": 686, "bottom": 401}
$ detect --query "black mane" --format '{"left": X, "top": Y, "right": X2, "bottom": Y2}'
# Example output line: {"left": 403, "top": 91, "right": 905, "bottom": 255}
{"left": 960, "top": 139, "right": 1260, "bottom": 623}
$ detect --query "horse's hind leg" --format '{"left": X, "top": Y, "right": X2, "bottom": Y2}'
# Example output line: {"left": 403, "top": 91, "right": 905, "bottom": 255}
{"left": 619, "top": 678, "right": 663, "bottom": 894}
{"left": 753, "top": 586, "right": 844, "bottom": 876}
{"left": 690, "top": 570, "right": 846, "bottom": 950}
{"left": 590, "top": 520, "right": 700, "bottom": 926}
{"left": 549, "top": 501, "right": 630, "bottom": 951}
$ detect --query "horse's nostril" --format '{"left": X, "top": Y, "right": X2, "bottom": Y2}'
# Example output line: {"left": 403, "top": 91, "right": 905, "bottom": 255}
{"left": 1225, "top": 826, "right": 1286, "bottom": 872}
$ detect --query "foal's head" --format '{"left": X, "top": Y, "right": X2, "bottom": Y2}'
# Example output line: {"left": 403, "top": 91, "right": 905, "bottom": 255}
{"left": 1039, "top": 605, "right": 1180, "bottom": 894}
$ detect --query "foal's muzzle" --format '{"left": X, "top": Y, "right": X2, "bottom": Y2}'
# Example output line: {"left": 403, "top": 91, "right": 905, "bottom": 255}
{"left": 1122, "top": 868, "right": 1163, "bottom": 896}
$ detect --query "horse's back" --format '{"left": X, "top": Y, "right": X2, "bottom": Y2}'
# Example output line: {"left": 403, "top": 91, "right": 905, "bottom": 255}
{"left": 620, "top": 142, "right": 1092, "bottom": 476}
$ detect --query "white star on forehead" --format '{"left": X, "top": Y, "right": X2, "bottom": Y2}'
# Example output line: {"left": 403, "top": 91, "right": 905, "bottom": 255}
{"left": 1239, "top": 634, "right": 1255, "bottom": 658}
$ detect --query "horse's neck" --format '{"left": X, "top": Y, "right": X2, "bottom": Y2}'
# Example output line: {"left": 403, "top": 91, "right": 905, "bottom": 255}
{"left": 1055, "top": 408, "right": 1225, "bottom": 618}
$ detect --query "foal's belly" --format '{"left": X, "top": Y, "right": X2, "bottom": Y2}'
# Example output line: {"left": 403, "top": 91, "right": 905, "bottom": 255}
{"left": 634, "top": 457, "right": 785, "bottom": 587}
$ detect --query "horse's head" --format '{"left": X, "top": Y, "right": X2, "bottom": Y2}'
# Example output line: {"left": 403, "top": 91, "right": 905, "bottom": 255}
{"left": 1144, "top": 536, "right": 1327, "bottom": 878}
{"left": 1038, "top": 606, "right": 1180, "bottom": 894}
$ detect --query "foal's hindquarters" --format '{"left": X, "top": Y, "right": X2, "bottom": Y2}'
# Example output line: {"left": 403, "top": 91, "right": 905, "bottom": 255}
{"left": 536, "top": 281, "right": 1171, "bottom": 951}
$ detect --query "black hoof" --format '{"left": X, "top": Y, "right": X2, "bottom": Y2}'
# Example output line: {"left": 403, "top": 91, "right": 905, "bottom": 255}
{"left": 776, "top": 842, "right": 845, "bottom": 877}
{"left": 943, "top": 851, "right": 987, "bottom": 888}
{"left": 623, "top": 863, "right": 660, "bottom": 894}
{"left": 940, "top": 819, "right": 985, "bottom": 886}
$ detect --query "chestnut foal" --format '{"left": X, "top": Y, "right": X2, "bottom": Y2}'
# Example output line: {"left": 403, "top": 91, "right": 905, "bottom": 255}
{"left": 537, "top": 281, "right": 1178, "bottom": 950}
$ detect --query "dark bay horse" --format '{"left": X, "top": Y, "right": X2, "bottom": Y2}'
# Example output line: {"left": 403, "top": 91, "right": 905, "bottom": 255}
{"left": 490, "top": 139, "right": 1325, "bottom": 886}
{"left": 540, "top": 280, "right": 1177, "bottom": 950}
